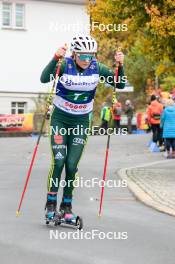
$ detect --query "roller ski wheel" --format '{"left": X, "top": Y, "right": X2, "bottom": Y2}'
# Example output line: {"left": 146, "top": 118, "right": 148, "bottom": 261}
{"left": 76, "top": 216, "right": 83, "bottom": 230}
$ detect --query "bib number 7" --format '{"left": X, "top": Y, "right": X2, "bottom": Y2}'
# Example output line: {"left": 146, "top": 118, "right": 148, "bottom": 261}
{"left": 74, "top": 93, "right": 88, "bottom": 102}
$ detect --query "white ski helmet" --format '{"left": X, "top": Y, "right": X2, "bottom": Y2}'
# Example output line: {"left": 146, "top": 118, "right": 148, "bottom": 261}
{"left": 70, "top": 34, "right": 98, "bottom": 53}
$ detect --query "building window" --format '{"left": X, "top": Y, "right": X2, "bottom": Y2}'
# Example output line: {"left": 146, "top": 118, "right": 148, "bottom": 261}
{"left": 2, "top": 2, "right": 25, "bottom": 29}
{"left": 15, "top": 3, "right": 24, "bottom": 28}
{"left": 11, "top": 102, "right": 27, "bottom": 114}
{"left": 2, "top": 2, "right": 12, "bottom": 27}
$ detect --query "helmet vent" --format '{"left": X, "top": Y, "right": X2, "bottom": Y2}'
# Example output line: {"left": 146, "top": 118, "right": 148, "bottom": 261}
{"left": 82, "top": 41, "right": 86, "bottom": 49}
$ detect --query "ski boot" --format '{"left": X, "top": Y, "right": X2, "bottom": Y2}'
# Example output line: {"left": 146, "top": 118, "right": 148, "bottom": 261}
{"left": 45, "top": 193, "right": 58, "bottom": 225}
{"left": 54, "top": 196, "right": 83, "bottom": 230}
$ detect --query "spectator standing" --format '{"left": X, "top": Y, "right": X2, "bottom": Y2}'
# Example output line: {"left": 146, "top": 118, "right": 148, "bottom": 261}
{"left": 100, "top": 103, "right": 111, "bottom": 131}
{"left": 161, "top": 99, "right": 175, "bottom": 159}
{"left": 125, "top": 100, "right": 134, "bottom": 134}
{"left": 146, "top": 95, "right": 163, "bottom": 149}
{"left": 112, "top": 99, "right": 122, "bottom": 132}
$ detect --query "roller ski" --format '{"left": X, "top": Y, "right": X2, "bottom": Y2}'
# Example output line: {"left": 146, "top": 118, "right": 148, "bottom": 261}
{"left": 54, "top": 201, "right": 83, "bottom": 230}
{"left": 45, "top": 195, "right": 83, "bottom": 230}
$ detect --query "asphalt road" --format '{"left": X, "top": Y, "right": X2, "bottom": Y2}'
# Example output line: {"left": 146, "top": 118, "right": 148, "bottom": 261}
{"left": 0, "top": 134, "right": 175, "bottom": 264}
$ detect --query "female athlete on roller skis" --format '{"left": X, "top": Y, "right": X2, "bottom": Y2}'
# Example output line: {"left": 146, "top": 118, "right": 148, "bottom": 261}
{"left": 40, "top": 34, "right": 125, "bottom": 223}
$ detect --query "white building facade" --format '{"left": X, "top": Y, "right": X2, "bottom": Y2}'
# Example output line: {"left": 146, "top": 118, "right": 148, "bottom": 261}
{"left": 0, "top": 0, "right": 89, "bottom": 114}
{"left": 0, "top": 91, "right": 48, "bottom": 114}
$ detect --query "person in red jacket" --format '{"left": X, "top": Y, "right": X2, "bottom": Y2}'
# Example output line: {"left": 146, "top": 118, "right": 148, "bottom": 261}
{"left": 146, "top": 95, "right": 163, "bottom": 148}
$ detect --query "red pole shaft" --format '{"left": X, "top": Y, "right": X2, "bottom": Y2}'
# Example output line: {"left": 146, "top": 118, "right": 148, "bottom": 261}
{"left": 98, "top": 135, "right": 110, "bottom": 216}
{"left": 17, "top": 144, "right": 39, "bottom": 213}
{"left": 98, "top": 47, "right": 121, "bottom": 217}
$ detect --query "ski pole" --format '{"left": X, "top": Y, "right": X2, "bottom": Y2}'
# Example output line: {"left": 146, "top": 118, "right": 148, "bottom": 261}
{"left": 98, "top": 47, "right": 121, "bottom": 217}
{"left": 16, "top": 45, "right": 67, "bottom": 216}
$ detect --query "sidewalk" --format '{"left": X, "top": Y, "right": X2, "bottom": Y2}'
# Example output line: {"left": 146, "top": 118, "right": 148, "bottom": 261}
{"left": 118, "top": 160, "right": 175, "bottom": 217}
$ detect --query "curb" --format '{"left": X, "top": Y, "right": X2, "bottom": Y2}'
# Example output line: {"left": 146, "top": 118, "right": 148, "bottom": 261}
{"left": 117, "top": 160, "right": 175, "bottom": 217}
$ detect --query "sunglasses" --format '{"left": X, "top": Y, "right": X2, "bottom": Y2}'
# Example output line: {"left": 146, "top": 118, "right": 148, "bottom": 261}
{"left": 77, "top": 53, "right": 95, "bottom": 61}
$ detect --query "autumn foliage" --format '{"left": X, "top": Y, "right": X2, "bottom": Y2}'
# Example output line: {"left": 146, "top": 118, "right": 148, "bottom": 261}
{"left": 88, "top": 0, "right": 175, "bottom": 94}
